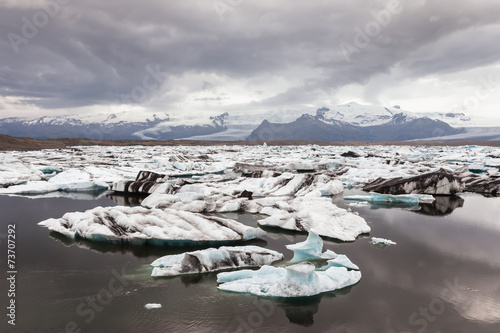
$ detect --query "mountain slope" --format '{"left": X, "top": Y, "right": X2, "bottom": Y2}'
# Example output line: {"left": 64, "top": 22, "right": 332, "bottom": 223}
{"left": 247, "top": 112, "right": 464, "bottom": 142}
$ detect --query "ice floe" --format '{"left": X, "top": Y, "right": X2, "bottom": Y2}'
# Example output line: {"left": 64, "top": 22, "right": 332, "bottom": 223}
{"left": 344, "top": 192, "right": 435, "bottom": 204}
{"left": 150, "top": 246, "right": 283, "bottom": 277}
{"left": 38, "top": 206, "right": 266, "bottom": 244}
{"left": 217, "top": 262, "right": 361, "bottom": 298}
{"left": 321, "top": 255, "right": 359, "bottom": 270}
{"left": 371, "top": 237, "right": 397, "bottom": 246}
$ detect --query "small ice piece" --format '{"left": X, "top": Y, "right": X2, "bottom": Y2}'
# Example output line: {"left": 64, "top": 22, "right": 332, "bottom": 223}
{"left": 286, "top": 231, "right": 337, "bottom": 263}
{"left": 144, "top": 303, "right": 162, "bottom": 309}
{"left": 151, "top": 246, "right": 284, "bottom": 277}
{"left": 38, "top": 206, "right": 266, "bottom": 244}
{"left": 371, "top": 237, "right": 397, "bottom": 246}
{"left": 344, "top": 192, "right": 435, "bottom": 204}
{"left": 322, "top": 255, "right": 359, "bottom": 270}
{"left": 217, "top": 262, "right": 361, "bottom": 298}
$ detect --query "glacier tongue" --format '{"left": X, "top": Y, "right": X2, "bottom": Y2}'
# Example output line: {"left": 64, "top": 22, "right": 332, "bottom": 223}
{"left": 217, "top": 262, "right": 361, "bottom": 298}
{"left": 38, "top": 206, "right": 266, "bottom": 244}
{"left": 151, "top": 246, "right": 283, "bottom": 277}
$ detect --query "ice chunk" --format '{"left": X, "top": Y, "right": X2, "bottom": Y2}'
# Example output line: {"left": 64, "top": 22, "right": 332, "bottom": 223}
{"left": 371, "top": 237, "right": 397, "bottom": 246}
{"left": 38, "top": 206, "right": 266, "bottom": 244}
{"left": 286, "top": 231, "right": 337, "bottom": 263}
{"left": 217, "top": 262, "right": 361, "bottom": 298}
{"left": 322, "top": 255, "right": 359, "bottom": 270}
{"left": 344, "top": 192, "right": 435, "bottom": 204}
{"left": 151, "top": 246, "right": 283, "bottom": 277}
{"left": 258, "top": 197, "right": 371, "bottom": 241}
{"left": 144, "top": 303, "right": 162, "bottom": 309}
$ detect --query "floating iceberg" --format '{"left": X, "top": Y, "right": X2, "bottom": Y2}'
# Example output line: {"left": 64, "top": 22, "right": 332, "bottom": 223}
{"left": 38, "top": 206, "right": 266, "bottom": 244}
{"left": 285, "top": 231, "right": 337, "bottom": 263}
{"left": 217, "top": 262, "right": 361, "bottom": 298}
{"left": 144, "top": 303, "right": 162, "bottom": 309}
{"left": 321, "top": 255, "right": 359, "bottom": 270}
{"left": 111, "top": 171, "right": 167, "bottom": 194}
{"left": 151, "top": 246, "right": 283, "bottom": 277}
{"left": 0, "top": 169, "right": 108, "bottom": 194}
{"left": 258, "top": 197, "right": 371, "bottom": 241}
{"left": 363, "top": 168, "right": 462, "bottom": 195}
{"left": 371, "top": 237, "right": 397, "bottom": 246}
{"left": 344, "top": 192, "right": 435, "bottom": 204}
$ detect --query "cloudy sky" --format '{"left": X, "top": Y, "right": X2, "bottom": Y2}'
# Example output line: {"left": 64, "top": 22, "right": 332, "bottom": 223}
{"left": 1, "top": 0, "right": 500, "bottom": 120}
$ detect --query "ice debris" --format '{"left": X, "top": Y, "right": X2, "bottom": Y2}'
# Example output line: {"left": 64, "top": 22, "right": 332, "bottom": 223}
{"left": 144, "top": 303, "right": 162, "bottom": 309}
{"left": 38, "top": 206, "right": 266, "bottom": 244}
{"left": 285, "top": 231, "right": 337, "bottom": 263}
{"left": 217, "top": 262, "right": 361, "bottom": 298}
{"left": 151, "top": 246, "right": 283, "bottom": 277}
{"left": 371, "top": 237, "right": 397, "bottom": 246}
{"left": 344, "top": 192, "right": 435, "bottom": 204}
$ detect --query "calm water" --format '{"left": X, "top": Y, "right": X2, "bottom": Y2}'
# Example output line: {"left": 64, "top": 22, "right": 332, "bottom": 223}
{"left": 1, "top": 191, "right": 500, "bottom": 333}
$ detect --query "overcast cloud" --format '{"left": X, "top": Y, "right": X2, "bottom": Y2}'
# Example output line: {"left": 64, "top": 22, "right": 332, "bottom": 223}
{"left": 1, "top": 0, "right": 500, "bottom": 119}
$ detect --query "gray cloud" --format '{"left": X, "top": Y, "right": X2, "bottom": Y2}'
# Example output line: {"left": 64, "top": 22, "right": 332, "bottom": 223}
{"left": 1, "top": 0, "right": 500, "bottom": 113}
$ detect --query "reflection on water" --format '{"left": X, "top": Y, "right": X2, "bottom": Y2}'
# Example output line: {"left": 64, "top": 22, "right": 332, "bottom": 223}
{"left": 49, "top": 230, "right": 268, "bottom": 257}
{"left": 106, "top": 193, "right": 147, "bottom": 206}
{"left": 417, "top": 195, "right": 464, "bottom": 216}
{"left": 2, "top": 193, "right": 500, "bottom": 332}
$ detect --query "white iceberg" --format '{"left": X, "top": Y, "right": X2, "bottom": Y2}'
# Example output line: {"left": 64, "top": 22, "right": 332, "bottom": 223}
{"left": 258, "top": 197, "right": 371, "bottom": 242}
{"left": 151, "top": 246, "right": 283, "bottom": 277}
{"left": 0, "top": 169, "right": 108, "bottom": 194}
{"left": 285, "top": 231, "right": 337, "bottom": 263}
{"left": 144, "top": 303, "right": 162, "bottom": 309}
{"left": 344, "top": 192, "right": 435, "bottom": 204}
{"left": 38, "top": 206, "right": 266, "bottom": 244}
{"left": 217, "top": 262, "right": 361, "bottom": 298}
{"left": 371, "top": 237, "right": 397, "bottom": 246}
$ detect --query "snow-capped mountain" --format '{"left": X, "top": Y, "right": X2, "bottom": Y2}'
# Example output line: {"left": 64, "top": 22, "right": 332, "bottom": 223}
{"left": 0, "top": 102, "right": 499, "bottom": 141}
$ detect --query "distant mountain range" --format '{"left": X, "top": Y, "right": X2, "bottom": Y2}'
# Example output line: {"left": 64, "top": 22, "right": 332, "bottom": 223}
{"left": 0, "top": 102, "right": 499, "bottom": 141}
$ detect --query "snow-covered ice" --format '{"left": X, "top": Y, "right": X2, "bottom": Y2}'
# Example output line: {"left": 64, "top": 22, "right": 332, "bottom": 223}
{"left": 217, "top": 262, "right": 361, "bottom": 297}
{"left": 151, "top": 246, "right": 283, "bottom": 277}
{"left": 258, "top": 197, "right": 371, "bottom": 241}
{"left": 38, "top": 206, "right": 266, "bottom": 244}
{"left": 344, "top": 192, "right": 435, "bottom": 204}
{"left": 285, "top": 231, "right": 337, "bottom": 263}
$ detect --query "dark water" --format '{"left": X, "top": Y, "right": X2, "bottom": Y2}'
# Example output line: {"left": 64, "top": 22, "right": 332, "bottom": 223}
{"left": 1, "top": 192, "right": 500, "bottom": 333}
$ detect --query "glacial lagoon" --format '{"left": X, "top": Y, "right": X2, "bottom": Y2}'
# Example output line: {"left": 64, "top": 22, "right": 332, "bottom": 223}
{"left": 2, "top": 190, "right": 500, "bottom": 332}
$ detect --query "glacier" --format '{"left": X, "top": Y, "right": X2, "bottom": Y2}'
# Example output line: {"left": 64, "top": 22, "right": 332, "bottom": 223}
{"left": 150, "top": 246, "right": 283, "bottom": 277}
{"left": 217, "top": 262, "right": 361, "bottom": 298}
{"left": 38, "top": 206, "right": 266, "bottom": 244}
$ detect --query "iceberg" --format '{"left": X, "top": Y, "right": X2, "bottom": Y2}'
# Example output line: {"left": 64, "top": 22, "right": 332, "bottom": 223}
{"left": 151, "top": 246, "right": 283, "bottom": 277}
{"left": 111, "top": 170, "right": 167, "bottom": 194}
{"left": 371, "top": 237, "right": 397, "bottom": 246}
{"left": 285, "top": 231, "right": 337, "bottom": 263}
{"left": 0, "top": 169, "right": 108, "bottom": 194}
{"left": 38, "top": 206, "right": 266, "bottom": 244}
{"left": 258, "top": 197, "right": 371, "bottom": 241}
{"left": 321, "top": 255, "right": 359, "bottom": 270}
{"left": 344, "top": 192, "right": 435, "bottom": 204}
{"left": 144, "top": 303, "right": 162, "bottom": 309}
{"left": 217, "top": 262, "right": 361, "bottom": 298}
